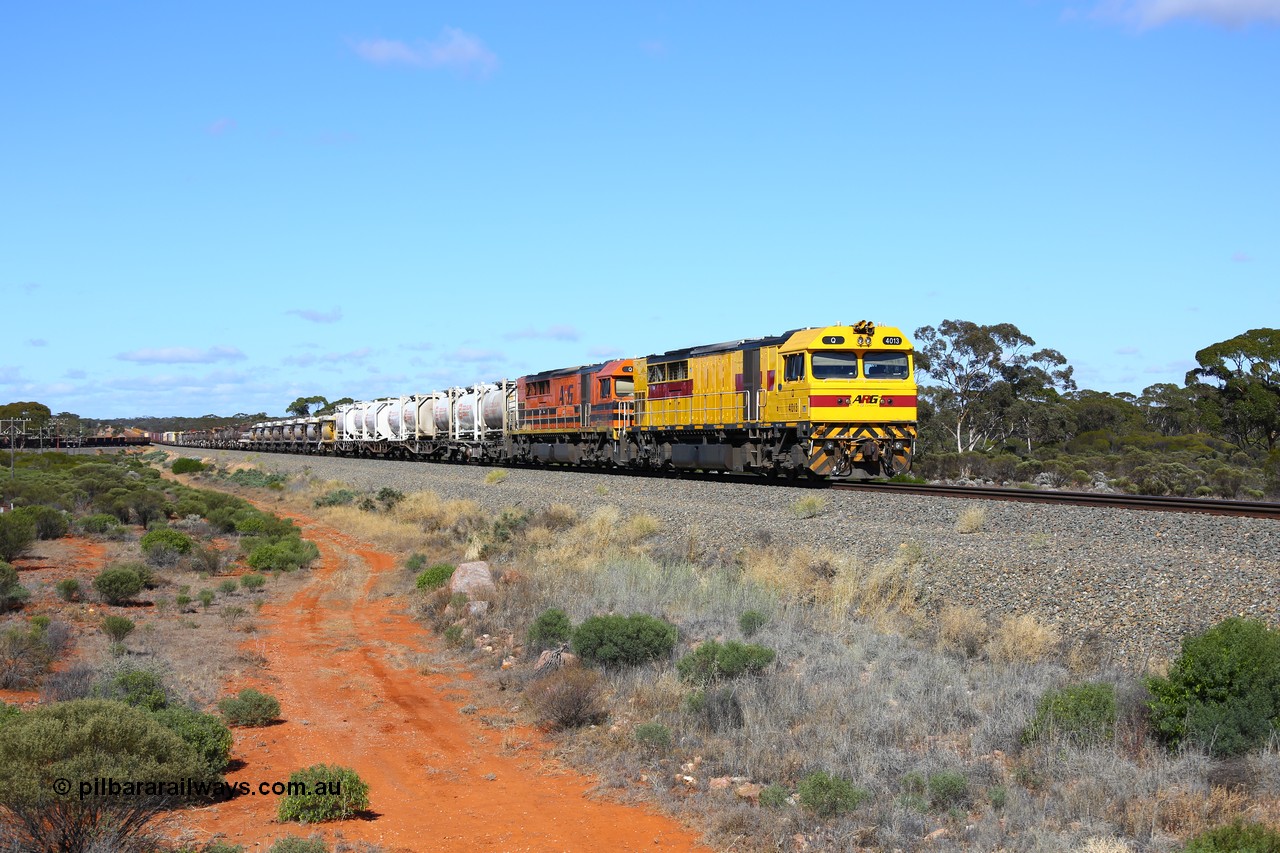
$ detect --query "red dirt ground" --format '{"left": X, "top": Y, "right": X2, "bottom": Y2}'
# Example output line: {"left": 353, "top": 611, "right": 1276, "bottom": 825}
{"left": 177, "top": 512, "right": 712, "bottom": 852}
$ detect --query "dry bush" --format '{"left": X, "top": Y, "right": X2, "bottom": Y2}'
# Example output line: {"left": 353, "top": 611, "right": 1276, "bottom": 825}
{"left": 955, "top": 506, "right": 987, "bottom": 534}
{"left": 624, "top": 514, "right": 661, "bottom": 542}
{"left": 313, "top": 506, "right": 427, "bottom": 552}
{"left": 524, "top": 664, "right": 609, "bottom": 729}
{"left": 537, "top": 503, "right": 579, "bottom": 530}
{"left": 988, "top": 614, "right": 1060, "bottom": 664}
{"left": 1113, "top": 785, "right": 1253, "bottom": 840}
{"left": 484, "top": 469, "right": 509, "bottom": 485}
{"left": 1080, "top": 838, "right": 1131, "bottom": 853}
{"left": 936, "top": 605, "right": 989, "bottom": 657}
{"left": 739, "top": 544, "right": 838, "bottom": 601}
{"left": 391, "top": 491, "right": 486, "bottom": 539}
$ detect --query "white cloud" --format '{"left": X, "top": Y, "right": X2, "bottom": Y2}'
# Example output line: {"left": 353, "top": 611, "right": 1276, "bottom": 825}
{"left": 353, "top": 28, "right": 498, "bottom": 76}
{"left": 504, "top": 324, "right": 580, "bottom": 342}
{"left": 26, "top": 339, "right": 47, "bottom": 347}
{"left": 65, "top": 369, "right": 87, "bottom": 379}
{"left": 1094, "top": 0, "right": 1280, "bottom": 27}
{"left": 286, "top": 307, "right": 343, "bottom": 324}
{"left": 117, "top": 346, "right": 246, "bottom": 364}
{"left": 0, "top": 366, "right": 27, "bottom": 385}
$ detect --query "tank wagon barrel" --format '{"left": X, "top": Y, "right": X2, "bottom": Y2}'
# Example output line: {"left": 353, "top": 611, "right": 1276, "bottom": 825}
{"left": 155, "top": 322, "right": 917, "bottom": 480}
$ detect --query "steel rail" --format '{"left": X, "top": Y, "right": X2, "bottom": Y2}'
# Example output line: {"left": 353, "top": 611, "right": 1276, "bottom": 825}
{"left": 830, "top": 481, "right": 1280, "bottom": 520}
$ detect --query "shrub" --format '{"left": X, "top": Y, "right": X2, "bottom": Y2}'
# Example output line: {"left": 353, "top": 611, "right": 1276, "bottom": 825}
{"left": 80, "top": 512, "right": 124, "bottom": 535}
{"left": 685, "top": 686, "right": 745, "bottom": 731}
{"left": 92, "top": 567, "right": 144, "bottom": 605}
{"left": 0, "top": 621, "right": 55, "bottom": 689}
{"left": 277, "top": 764, "right": 370, "bottom": 823}
{"left": 634, "top": 721, "right": 671, "bottom": 752}
{"left": 246, "top": 537, "right": 319, "bottom": 572}
{"left": 527, "top": 608, "right": 573, "bottom": 652}
{"left": 988, "top": 614, "right": 1060, "bottom": 664}
{"left": 218, "top": 579, "right": 238, "bottom": 596}
{"left": 1147, "top": 617, "right": 1280, "bottom": 757}
{"left": 14, "top": 505, "right": 69, "bottom": 540}
{"left": 760, "top": 784, "right": 790, "bottom": 808}
{"left": 738, "top": 609, "right": 768, "bottom": 638}
{"left": 376, "top": 487, "right": 404, "bottom": 509}
{"left": 197, "top": 589, "right": 215, "bottom": 608}
{"left": 54, "top": 577, "right": 80, "bottom": 602}
{"left": 219, "top": 688, "right": 281, "bottom": 727}
{"left": 314, "top": 488, "right": 357, "bottom": 508}
{"left": 0, "top": 512, "right": 36, "bottom": 562}
{"left": 796, "top": 771, "right": 869, "bottom": 818}
{"left": 405, "top": 553, "right": 427, "bottom": 572}
{"left": 484, "top": 469, "right": 508, "bottom": 485}
{"left": 0, "top": 699, "right": 218, "bottom": 851}
{"left": 927, "top": 771, "right": 969, "bottom": 808}
{"left": 0, "top": 561, "right": 30, "bottom": 612}
{"left": 241, "top": 573, "right": 267, "bottom": 590}
{"left": 676, "top": 640, "right": 774, "bottom": 685}
{"left": 415, "top": 563, "right": 456, "bottom": 591}
{"left": 268, "top": 838, "right": 328, "bottom": 853}
{"left": 140, "top": 527, "right": 194, "bottom": 561}
{"left": 525, "top": 665, "right": 608, "bottom": 729}
{"left": 99, "top": 664, "right": 171, "bottom": 710}
{"left": 1023, "top": 682, "right": 1117, "bottom": 747}
{"left": 170, "top": 457, "right": 205, "bottom": 475}
{"left": 1183, "top": 820, "right": 1280, "bottom": 853}
{"left": 572, "top": 613, "right": 678, "bottom": 667}
{"left": 152, "top": 706, "right": 233, "bottom": 776}
{"left": 101, "top": 615, "right": 135, "bottom": 643}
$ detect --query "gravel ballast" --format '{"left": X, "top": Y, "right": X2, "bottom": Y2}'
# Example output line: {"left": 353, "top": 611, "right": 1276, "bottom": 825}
{"left": 190, "top": 448, "right": 1279, "bottom": 664}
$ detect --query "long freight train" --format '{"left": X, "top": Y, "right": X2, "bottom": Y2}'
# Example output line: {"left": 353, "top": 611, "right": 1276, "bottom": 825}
{"left": 160, "top": 322, "right": 918, "bottom": 480}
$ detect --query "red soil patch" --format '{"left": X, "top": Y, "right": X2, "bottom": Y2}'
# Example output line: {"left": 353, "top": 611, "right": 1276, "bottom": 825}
{"left": 1, "top": 537, "right": 110, "bottom": 707}
{"left": 177, "top": 513, "right": 711, "bottom": 853}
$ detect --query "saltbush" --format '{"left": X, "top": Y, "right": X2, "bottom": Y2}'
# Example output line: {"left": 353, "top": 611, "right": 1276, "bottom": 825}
{"left": 219, "top": 688, "right": 281, "bottom": 727}
{"left": 276, "top": 764, "right": 370, "bottom": 823}
{"left": 13, "top": 505, "right": 69, "bottom": 540}
{"left": 241, "top": 573, "right": 267, "bottom": 590}
{"left": 140, "top": 527, "right": 194, "bottom": 559}
{"left": 0, "top": 561, "right": 30, "bottom": 612}
{"left": 80, "top": 512, "right": 124, "bottom": 535}
{"left": 314, "top": 488, "right": 357, "bottom": 508}
{"left": 55, "top": 577, "right": 80, "bottom": 602}
{"left": 1183, "top": 820, "right": 1280, "bottom": 853}
{"left": 634, "top": 721, "right": 671, "bottom": 752}
{"left": 170, "top": 457, "right": 205, "bottom": 475}
{"left": 572, "top": 613, "right": 678, "bottom": 667}
{"left": 1147, "top": 617, "right": 1280, "bottom": 757}
{"left": 246, "top": 537, "right": 319, "bottom": 572}
{"left": 101, "top": 615, "right": 135, "bottom": 643}
{"left": 99, "top": 664, "right": 172, "bottom": 710}
{"left": 92, "top": 567, "right": 144, "bottom": 605}
{"left": 0, "top": 512, "right": 36, "bottom": 562}
{"left": 927, "top": 771, "right": 969, "bottom": 808}
{"left": 415, "top": 563, "right": 456, "bottom": 590}
{"left": 527, "top": 607, "right": 573, "bottom": 652}
{"left": 152, "top": 706, "right": 233, "bottom": 776}
{"left": 739, "top": 609, "right": 768, "bottom": 638}
{"left": 796, "top": 771, "right": 869, "bottom": 817}
{"left": 268, "top": 838, "right": 327, "bottom": 853}
{"left": 676, "top": 640, "right": 775, "bottom": 685}
{"left": 1023, "top": 682, "right": 1117, "bottom": 747}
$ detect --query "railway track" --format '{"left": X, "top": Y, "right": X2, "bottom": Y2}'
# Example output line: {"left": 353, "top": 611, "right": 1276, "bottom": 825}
{"left": 832, "top": 480, "right": 1280, "bottom": 520}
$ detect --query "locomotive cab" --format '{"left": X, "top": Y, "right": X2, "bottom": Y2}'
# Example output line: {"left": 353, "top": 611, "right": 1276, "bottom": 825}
{"left": 773, "top": 322, "right": 917, "bottom": 478}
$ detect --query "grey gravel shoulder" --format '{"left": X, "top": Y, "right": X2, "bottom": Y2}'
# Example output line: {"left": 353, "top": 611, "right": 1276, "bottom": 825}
{"left": 195, "top": 449, "right": 1280, "bottom": 663}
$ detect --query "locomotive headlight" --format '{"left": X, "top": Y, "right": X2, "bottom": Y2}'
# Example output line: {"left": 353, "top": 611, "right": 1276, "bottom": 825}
{"left": 893, "top": 441, "right": 904, "bottom": 450}
{"left": 823, "top": 441, "right": 836, "bottom": 453}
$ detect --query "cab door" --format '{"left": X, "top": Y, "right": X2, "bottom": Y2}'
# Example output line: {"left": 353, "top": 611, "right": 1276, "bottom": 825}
{"left": 774, "top": 351, "right": 807, "bottom": 424}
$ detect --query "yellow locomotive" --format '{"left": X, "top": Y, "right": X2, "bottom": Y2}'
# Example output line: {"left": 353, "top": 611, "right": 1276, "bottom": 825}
{"left": 632, "top": 322, "right": 916, "bottom": 478}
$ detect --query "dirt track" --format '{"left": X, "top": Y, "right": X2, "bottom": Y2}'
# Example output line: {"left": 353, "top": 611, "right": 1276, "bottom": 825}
{"left": 178, "top": 511, "right": 710, "bottom": 852}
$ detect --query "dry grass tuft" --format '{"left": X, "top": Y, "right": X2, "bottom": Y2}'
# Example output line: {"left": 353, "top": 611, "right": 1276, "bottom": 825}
{"left": 624, "top": 514, "right": 661, "bottom": 542}
{"left": 988, "top": 614, "right": 1060, "bottom": 664}
{"left": 313, "top": 506, "right": 425, "bottom": 552}
{"left": 936, "top": 605, "right": 989, "bottom": 658}
{"left": 484, "top": 469, "right": 509, "bottom": 485}
{"left": 955, "top": 506, "right": 987, "bottom": 534}
{"left": 790, "top": 495, "right": 826, "bottom": 519}
{"left": 1079, "top": 838, "right": 1131, "bottom": 853}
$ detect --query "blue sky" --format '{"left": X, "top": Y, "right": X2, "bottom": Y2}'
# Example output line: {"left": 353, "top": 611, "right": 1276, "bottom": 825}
{"left": 3, "top": 2, "right": 1277, "bottom": 418}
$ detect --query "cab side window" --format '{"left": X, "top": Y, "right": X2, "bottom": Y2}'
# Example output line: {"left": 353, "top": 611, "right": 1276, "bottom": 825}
{"left": 599, "top": 378, "right": 611, "bottom": 399}
{"left": 784, "top": 354, "right": 806, "bottom": 382}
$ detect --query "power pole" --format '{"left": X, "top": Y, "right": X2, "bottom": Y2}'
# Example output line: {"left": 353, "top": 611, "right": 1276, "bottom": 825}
{"left": 1, "top": 418, "right": 28, "bottom": 481}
